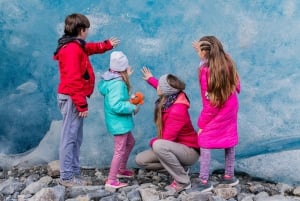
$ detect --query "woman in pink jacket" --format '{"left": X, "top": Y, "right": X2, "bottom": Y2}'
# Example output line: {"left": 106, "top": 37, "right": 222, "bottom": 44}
{"left": 135, "top": 67, "right": 199, "bottom": 193}
{"left": 192, "top": 36, "right": 240, "bottom": 192}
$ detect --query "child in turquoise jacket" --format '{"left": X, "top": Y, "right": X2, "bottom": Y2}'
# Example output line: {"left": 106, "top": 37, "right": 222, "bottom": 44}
{"left": 98, "top": 51, "right": 139, "bottom": 192}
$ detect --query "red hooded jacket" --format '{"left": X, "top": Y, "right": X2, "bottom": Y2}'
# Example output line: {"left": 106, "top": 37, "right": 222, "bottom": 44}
{"left": 53, "top": 40, "right": 113, "bottom": 112}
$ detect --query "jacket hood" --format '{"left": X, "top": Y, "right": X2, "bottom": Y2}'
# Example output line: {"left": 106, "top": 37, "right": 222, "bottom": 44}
{"left": 101, "top": 70, "right": 122, "bottom": 80}
{"left": 53, "top": 34, "right": 86, "bottom": 56}
{"left": 98, "top": 73, "right": 122, "bottom": 96}
{"left": 174, "top": 92, "right": 190, "bottom": 108}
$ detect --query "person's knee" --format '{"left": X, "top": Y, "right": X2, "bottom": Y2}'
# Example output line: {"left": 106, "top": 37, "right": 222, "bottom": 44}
{"left": 135, "top": 153, "right": 145, "bottom": 166}
{"left": 152, "top": 139, "right": 166, "bottom": 153}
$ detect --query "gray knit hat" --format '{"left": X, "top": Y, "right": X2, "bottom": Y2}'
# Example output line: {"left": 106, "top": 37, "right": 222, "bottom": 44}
{"left": 110, "top": 51, "right": 129, "bottom": 72}
{"left": 158, "top": 74, "right": 180, "bottom": 95}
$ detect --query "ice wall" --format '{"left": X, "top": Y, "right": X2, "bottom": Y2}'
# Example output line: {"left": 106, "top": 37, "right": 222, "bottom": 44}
{"left": 1, "top": 0, "right": 300, "bottom": 184}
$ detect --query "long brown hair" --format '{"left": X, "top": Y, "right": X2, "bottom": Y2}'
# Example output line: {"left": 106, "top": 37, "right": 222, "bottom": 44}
{"left": 154, "top": 74, "right": 185, "bottom": 138}
{"left": 199, "top": 36, "right": 239, "bottom": 106}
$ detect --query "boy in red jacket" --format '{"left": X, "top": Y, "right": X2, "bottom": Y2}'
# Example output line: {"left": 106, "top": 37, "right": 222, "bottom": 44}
{"left": 53, "top": 13, "right": 120, "bottom": 187}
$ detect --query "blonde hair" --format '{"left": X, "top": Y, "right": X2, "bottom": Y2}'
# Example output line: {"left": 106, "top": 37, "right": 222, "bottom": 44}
{"left": 119, "top": 70, "right": 131, "bottom": 93}
{"left": 199, "top": 36, "right": 239, "bottom": 106}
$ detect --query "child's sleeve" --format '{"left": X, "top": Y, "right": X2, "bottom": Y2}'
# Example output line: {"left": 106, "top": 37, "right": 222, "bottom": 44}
{"left": 197, "top": 67, "right": 219, "bottom": 129}
{"left": 85, "top": 40, "right": 113, "bottom": 55}
{"left": 198, "top": 104, "right": 219, "bottom": 129}
{"left": 147, "top": 77, "right": 158, "bottom": 89}
{"left": 108, "top": 82, "right": 136, "bottom": 114}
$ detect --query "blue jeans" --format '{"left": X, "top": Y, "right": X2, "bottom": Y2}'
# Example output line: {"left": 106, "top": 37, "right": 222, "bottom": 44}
{"left": 58, "top": 94, "right": 83, "bottom": 180}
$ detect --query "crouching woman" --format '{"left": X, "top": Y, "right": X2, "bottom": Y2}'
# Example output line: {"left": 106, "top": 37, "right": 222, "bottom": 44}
{"left": 135, "top": 67, "right": 199, "bottom": 193}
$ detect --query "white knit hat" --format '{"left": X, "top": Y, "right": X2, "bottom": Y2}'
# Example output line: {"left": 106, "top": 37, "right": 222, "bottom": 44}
{"left": 109, "top": 51, "right": 129, "bottom": 72}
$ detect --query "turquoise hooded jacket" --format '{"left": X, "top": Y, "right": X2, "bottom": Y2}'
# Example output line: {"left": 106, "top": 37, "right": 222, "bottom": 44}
{"left": 98, "top": 71, "right": 136, "bottom": 135}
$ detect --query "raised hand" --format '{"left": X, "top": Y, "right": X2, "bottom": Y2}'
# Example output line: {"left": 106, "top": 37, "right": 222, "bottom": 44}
{"left": 127, "top": 66, "right": 134, "bottom": 76}
{"left": 192, "top": 40, "right": 201, "bottom": 52}
{"left": 109, "top": 37, "right": 120, "bottom": 48}
{"left": 141, "top": 66, "right": 153, "bottom": 80}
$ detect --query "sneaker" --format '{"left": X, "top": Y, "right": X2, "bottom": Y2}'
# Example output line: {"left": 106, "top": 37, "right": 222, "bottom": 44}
{"left": 117, "top": 169, "right": 134, "bottom": 178}
{"left": 221, "top": 175, "right": 239, "bottom": 186}
{"left": 165, "top": 180, "right": 191, "bottom": 193}
{"left": 59, "top": 177, "right": 87, "bottom": 187}
{"left": 157, "top": 168, "right": 168, "bottom": 174}
{"left": 105, "top": 180, "right": 128, "bottom": 192}
{"left": 193, "top": 179, "right": 213, "bottom": 193}
{"left": 74, "top": 175, "right": 89, "bottom": 185}
{"left": 185, "top": 167, "right": 190, "bottom": 175}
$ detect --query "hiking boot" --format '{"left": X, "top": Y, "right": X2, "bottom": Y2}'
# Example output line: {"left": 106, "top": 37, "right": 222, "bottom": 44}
{"left": 221, "top": 175, "right": 239, "bottom": 186}
{"left": 165, "top": 180, "right": 191, "bottom": 193}
{"left": 117, "top": 169, "right": 134, "bottom": 178}
{"left": 105, "top": 180, "right": 128, "bottom": 192}
{"left": 59, "top": 177, "right": 87, "bottom": 187}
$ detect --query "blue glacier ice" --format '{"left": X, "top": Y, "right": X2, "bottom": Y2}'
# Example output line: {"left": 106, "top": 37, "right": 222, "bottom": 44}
{"left": 1, "top": 0, "right": 300, "bottom": 184}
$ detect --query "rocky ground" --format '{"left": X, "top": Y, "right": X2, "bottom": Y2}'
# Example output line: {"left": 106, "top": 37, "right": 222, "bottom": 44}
{"left": 0, "top": 160, "right": 300, "bottom": 201}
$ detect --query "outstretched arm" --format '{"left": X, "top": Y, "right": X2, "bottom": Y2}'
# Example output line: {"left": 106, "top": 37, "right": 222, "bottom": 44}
{"left": 85, "top": 37, "right": 120, "bottom": 55}
{"left": 141, "top": 66, "right": 158, "bottom": 89}
{"left": 141, "top": 66, "right": 153, "bottom": 80}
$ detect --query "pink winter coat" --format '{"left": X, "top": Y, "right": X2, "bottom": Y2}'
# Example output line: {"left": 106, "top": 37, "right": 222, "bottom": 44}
{"left": 147, "top": 77, "right": 199, "bottom": 149}
{"left": 198, "top": 65, "right": 240, "bottom": 149}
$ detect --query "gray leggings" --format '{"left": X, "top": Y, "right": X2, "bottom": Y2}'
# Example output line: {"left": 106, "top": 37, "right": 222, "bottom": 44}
{"left": 135, "top": 139, "right": 199, "bottom": 184}
{"left": 199, "top": 147, "right": 235, "bottom": 181}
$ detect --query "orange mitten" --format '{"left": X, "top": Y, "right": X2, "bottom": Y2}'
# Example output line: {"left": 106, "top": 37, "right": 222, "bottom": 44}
{"left": 130, "top": 92, "right": 144, "bottom": 105}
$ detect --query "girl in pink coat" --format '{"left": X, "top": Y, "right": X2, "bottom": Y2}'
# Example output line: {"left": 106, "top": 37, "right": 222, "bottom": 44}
{"left": 192, "top": 36, "right": 241, "bottom": 192}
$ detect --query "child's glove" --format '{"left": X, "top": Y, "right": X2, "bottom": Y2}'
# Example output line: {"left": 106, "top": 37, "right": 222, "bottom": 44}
{"left": 130, "top": 92, "right": 144, "bottom": 105}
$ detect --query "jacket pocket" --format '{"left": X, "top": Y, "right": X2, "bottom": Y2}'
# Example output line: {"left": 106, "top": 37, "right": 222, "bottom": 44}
{"left": 58, "top": 94, "right": 69, "bottom": 115}
{"left": 82, "top": 69, "right": 90, "bottom": 80}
